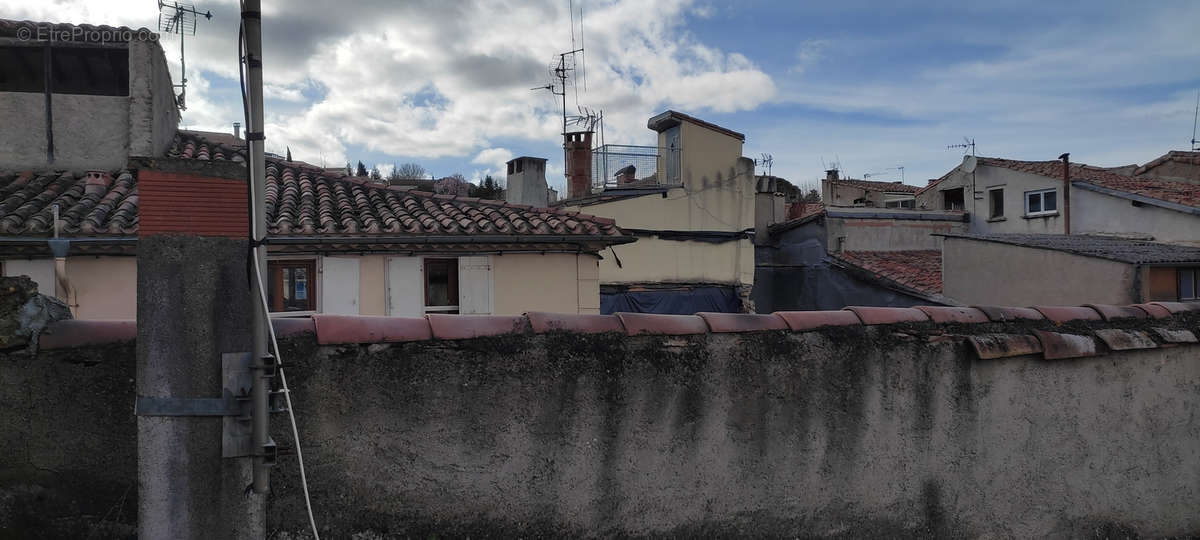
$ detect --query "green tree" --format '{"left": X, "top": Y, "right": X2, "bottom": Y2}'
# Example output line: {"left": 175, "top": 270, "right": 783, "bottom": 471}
{"left": 471, "top": 175, "right": 503, "bottom": 200}
{"left": 355, "top": 161, "right": 368, "bottom": 177}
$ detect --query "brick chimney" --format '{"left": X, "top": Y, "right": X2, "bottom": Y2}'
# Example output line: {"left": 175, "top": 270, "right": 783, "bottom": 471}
{"left": 564, "top": 131, "right": 593, "bottom": 199}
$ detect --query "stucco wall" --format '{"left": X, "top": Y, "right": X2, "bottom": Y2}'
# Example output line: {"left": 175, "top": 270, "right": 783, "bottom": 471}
{"left": 596, "top": 237, "right": 753, "bottom": 286}
{"left": 826, "top": 216, "right": 966, "bottom": 251}
{"left": 491, "top": 253, "right": 593, "bottom": 315}
{"left": 128, "top": 40, "right": 180, "bottom": 158}
{"left": 943, "top": 238, "right": 1135, "bottom": 305}
{"left": 0, "top": 92, "right": 131, "bottom": 171}
{"left": 8, "top": 310, "right": 1200, "bottom": 538}
{"left": 1072, "top": 188, "right": 1200, "bottom": 246}
{"left": 261, "top": 324, "right": 1200, "bottom": 538}
{"left": 68, "top": 256, "right": 137, "bottom": 320}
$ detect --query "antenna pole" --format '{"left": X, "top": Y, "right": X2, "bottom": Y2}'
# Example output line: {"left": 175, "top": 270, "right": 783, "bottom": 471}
{"left": 1191, "top": 90, "right": 1199, "bottom": 151}
{"left": 179, "top": 23, "right": 186, "bottom": 109}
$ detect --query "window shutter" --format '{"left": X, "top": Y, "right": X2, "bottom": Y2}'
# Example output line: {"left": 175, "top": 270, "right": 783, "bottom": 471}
{"left": 386, "top": 257, "right": 424, "bottom": 317}
{"left": 320, "top": 256, "right": 360, "bottom": 315}
{"left": 457, "top": 256, "right": 493, "bottom": 315}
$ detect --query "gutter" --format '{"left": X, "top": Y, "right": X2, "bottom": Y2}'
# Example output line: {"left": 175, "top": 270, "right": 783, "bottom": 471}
{"left": 1071, "top": 181, "right": 1200, "bottom": 216}
{"left": 265, "top": 234, "right": 637, "bottom": 246}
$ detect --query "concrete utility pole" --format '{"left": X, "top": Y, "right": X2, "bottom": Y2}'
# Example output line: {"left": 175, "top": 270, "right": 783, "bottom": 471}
{"left": 242, "top": 0, "right": 272, "bottom": 494}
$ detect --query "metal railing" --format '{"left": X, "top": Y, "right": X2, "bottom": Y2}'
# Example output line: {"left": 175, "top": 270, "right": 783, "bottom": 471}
{"left": 591, "top": 144, "right": 674, "bottom": 189}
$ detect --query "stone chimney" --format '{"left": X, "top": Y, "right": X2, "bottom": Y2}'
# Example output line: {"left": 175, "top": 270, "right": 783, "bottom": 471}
{"left": 564, "top": 131, "right": 593, "bottom": 199}
{"left": 505, "top": 156, "right": 549, "bottom": 207}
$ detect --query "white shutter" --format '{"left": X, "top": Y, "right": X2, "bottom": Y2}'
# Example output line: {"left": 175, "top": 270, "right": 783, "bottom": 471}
{"left": 386, "top": 256, "right": 424, "bottom": 317}
{"left": 457, "top": 256, "right": 493, "bottom": 315}
{"left": 4, "top": 259, "right": 56, "bottom": 296}
{"left": 320, "top": 256, "right": 360, "bottom": 315}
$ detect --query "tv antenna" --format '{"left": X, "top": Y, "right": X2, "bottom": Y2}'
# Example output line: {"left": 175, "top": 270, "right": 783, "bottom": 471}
{"left": 1190, "top": 90, "right": 1198, "bottom": 151}
{"left": 947, "top": 137, "right": 976, "bottom": 156}
{"left": 755, "top": 153, "right": 774, "bottom": 176}
{"left": 158, "top": 1, "right": 212, "bottom": 111}
{"left": 532, "top": 48, "right": 585, "bottom": 135}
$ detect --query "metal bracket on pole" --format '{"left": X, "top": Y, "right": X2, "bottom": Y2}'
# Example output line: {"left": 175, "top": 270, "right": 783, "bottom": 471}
{"left": 132, "top": 352, "right": 286, "bottom": 459}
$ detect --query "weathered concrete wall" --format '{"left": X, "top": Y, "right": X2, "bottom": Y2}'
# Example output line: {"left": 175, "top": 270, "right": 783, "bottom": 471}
{"left": 1072, "top": 188, "right": 1200, "bottom": 247}
{"left": 128, "top": 40, "right": 179, "bottom": 158}
{"left": 265, "top": 317, "right": 1200, "bottom": 538}
{"left": 825, "top": 215, "right": 967, "bottom": 252}
{"left": 943, "top": 237, "right": 1135, "bottom": 306}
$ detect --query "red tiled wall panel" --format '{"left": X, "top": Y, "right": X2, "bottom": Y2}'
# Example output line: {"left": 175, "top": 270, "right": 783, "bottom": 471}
{"left": 139, "top": 170, "right": 249, "bottom": 237}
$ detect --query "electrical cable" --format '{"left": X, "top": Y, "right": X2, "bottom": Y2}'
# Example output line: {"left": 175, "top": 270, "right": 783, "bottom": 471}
{"left": 239, "top": 9, "right": 320, "bottom": 539}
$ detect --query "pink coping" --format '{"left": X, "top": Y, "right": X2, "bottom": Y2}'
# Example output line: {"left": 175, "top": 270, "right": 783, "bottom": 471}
{"left": 39, "top": 319, "right": 136, "bottom": 350}
{"left": 1032, "top": 330, "right": 1098, "bottom": 359}
{"left": 270, "top": 317, "right": 316, "bottom": 338}
{"left": 1083, "top": 304, "right": 1148, "bottom": 321}
{"left": 972, "top": 306, "right": 1045, "bottom": 322}
{"left": 614, "top": 313, "right": 708, "bottom": 336}
{"left": 426, "top": 314, "right": 528, "bottom": 340}
{"left": 915, "top": 306, "right": 989, "bottom": 324}
{"left": 1031, "top": 306, "right": 1102, "bottom": 323}
{"left": 1150, "top": 301, "right": 1200, "bottom": 314}
{"left": 526, "top": 312, "right": 624, "bottom": 334}
{"left": 696, "top": 312, "right": 788, "bottom": 333}
{"left": 843, "top": 306, "right": 929, "bottom": 325}
{"left": 1130, "top": 303, "right": 1172, "bottom": 319}
{"left": 773, "top": 310, "right": 862, "bottom": 331}
{"left": 312, "top": 314, "right": 431, "bottom": 345}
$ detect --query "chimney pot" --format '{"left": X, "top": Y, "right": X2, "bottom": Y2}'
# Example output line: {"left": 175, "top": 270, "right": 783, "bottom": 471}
{"left": 84, "top": 171, "right": 113, "bottom": 196}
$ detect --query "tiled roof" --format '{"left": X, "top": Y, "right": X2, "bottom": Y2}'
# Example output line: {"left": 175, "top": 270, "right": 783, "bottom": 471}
{"left": 1134, "top": 150, "right": 1200, "bottom": 176}
{"left": 831, "top": 250, "right": 943, "bottom": 296}
{"left": 0, "top": 171, "right": 138, "bottom": 235}
{"left": 939, "top": 233, "right": 1200, "bottom": 265}
{"left": 921, "top": 156, "right": 1200, "bottom": 209}
{"left": 829, "top": 178, "right": 920, "bottom": 193}
{"left": 0, "top": 132, "right": 630, "bottom": 245}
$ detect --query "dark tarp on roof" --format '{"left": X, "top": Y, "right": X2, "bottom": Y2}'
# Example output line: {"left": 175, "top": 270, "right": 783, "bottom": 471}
{"left": 601, "top": 286, "right": 740, "bottom": 315}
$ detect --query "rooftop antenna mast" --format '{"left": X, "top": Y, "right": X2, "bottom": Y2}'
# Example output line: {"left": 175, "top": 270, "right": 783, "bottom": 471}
{"left": 158, "top": 0, "right": 211, "bottom": 111}
{"left": 1191, "top": 90, "right": 1199, "bottom": 151}
{"left": 947, "top": 137, "right": 976, "bottom": 156}
{"left": 531, "top": 48, "right": 584, "bottom": 135}
{"left": 755, "top": 153, "right": 774, "bottom": 176}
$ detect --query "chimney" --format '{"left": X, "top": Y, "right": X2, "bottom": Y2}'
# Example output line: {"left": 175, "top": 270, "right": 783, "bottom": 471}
{"left": 825, "top": 169, "right": 839, "bottom": 181}
{"left": 1059, "top": 152, "right": 1071, "bottom": 235}
{"left": 84, "top": 171, "right": 113, "bottom": 197}
{"left": 233, "top": 122, "right": 242, "bottom": 139}
{"left": 505, "top": 156, "right": 549, "bottom": 207}
{"left": 754, "top": 175, "right": 785, "bottom": 245}
{"left": 563, "top": 131, "right": 594, "bottom": 199}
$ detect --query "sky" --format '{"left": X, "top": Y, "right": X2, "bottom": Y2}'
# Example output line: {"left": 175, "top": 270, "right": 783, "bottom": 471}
{"left": 7, "top": 0, "right": 1200, "bottom": 194}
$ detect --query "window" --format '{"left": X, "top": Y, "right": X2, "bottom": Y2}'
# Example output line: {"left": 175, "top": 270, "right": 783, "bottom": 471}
{"left": 1025, "top": 188, "right": 1057, "bottom": 216}
{"left": 988, "top": 187, "right": 1004, "bottom": 219}
{"left": 1181, "top": 268, "right": 1198, "bottom": 301}
{"left": 942, "top": 187, "right": 964, "bottom": 211}
{"left": 268, "top": 259, "right": 316, "bottom": 313}
{"left": 884, "top": 199, "right": 915, "bottom": 209}
{"left": 423, "top": 258, "right": 459, "bottom": 313}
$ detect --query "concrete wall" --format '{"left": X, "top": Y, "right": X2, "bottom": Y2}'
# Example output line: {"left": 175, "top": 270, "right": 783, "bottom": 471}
{"left": 943, "top": 237, "right": 1135, "bottom": 305}
{"left": 8, "top": 309, "right": 1200, "bottom": 538}
{"left": 262, "top": 322, "right": 1200, "bottom": 538}
{"left": 825, "top": 215, "right": 967, "bottom": 252}
{"left": 128, "top": 40, "right": 179, "bottom": 158}
{"left": 1072, "top": 188, "right": 1200, "bottom": 246}
{"left": 1140, "top": 160, "right": 1200, "bottom": 182}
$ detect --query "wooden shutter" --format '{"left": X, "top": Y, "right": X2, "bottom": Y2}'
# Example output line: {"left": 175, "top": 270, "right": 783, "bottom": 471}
{"left": 457, "top": 256, "right": 493, "bottom": 315}
{"left": 386, "top": 256, "right": 423, "bottom": 317}
{"left": 320, "top": 256, "right": 360, "bottom": 315}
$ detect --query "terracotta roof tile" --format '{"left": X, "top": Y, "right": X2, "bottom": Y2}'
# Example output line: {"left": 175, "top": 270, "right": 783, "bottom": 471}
{"left": 923, "top": 156, "right": 1200, "bottom": 209}
{"left": 0, "top": 132, "right": 631, "bottom": 247}
{"left": 832, "top": 250, "right": 943, "bottom": 296}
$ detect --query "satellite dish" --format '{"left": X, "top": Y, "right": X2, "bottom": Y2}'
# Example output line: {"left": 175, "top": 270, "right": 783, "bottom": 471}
{"left": 962, "top": 155, "right": 977, "bottom": 173}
